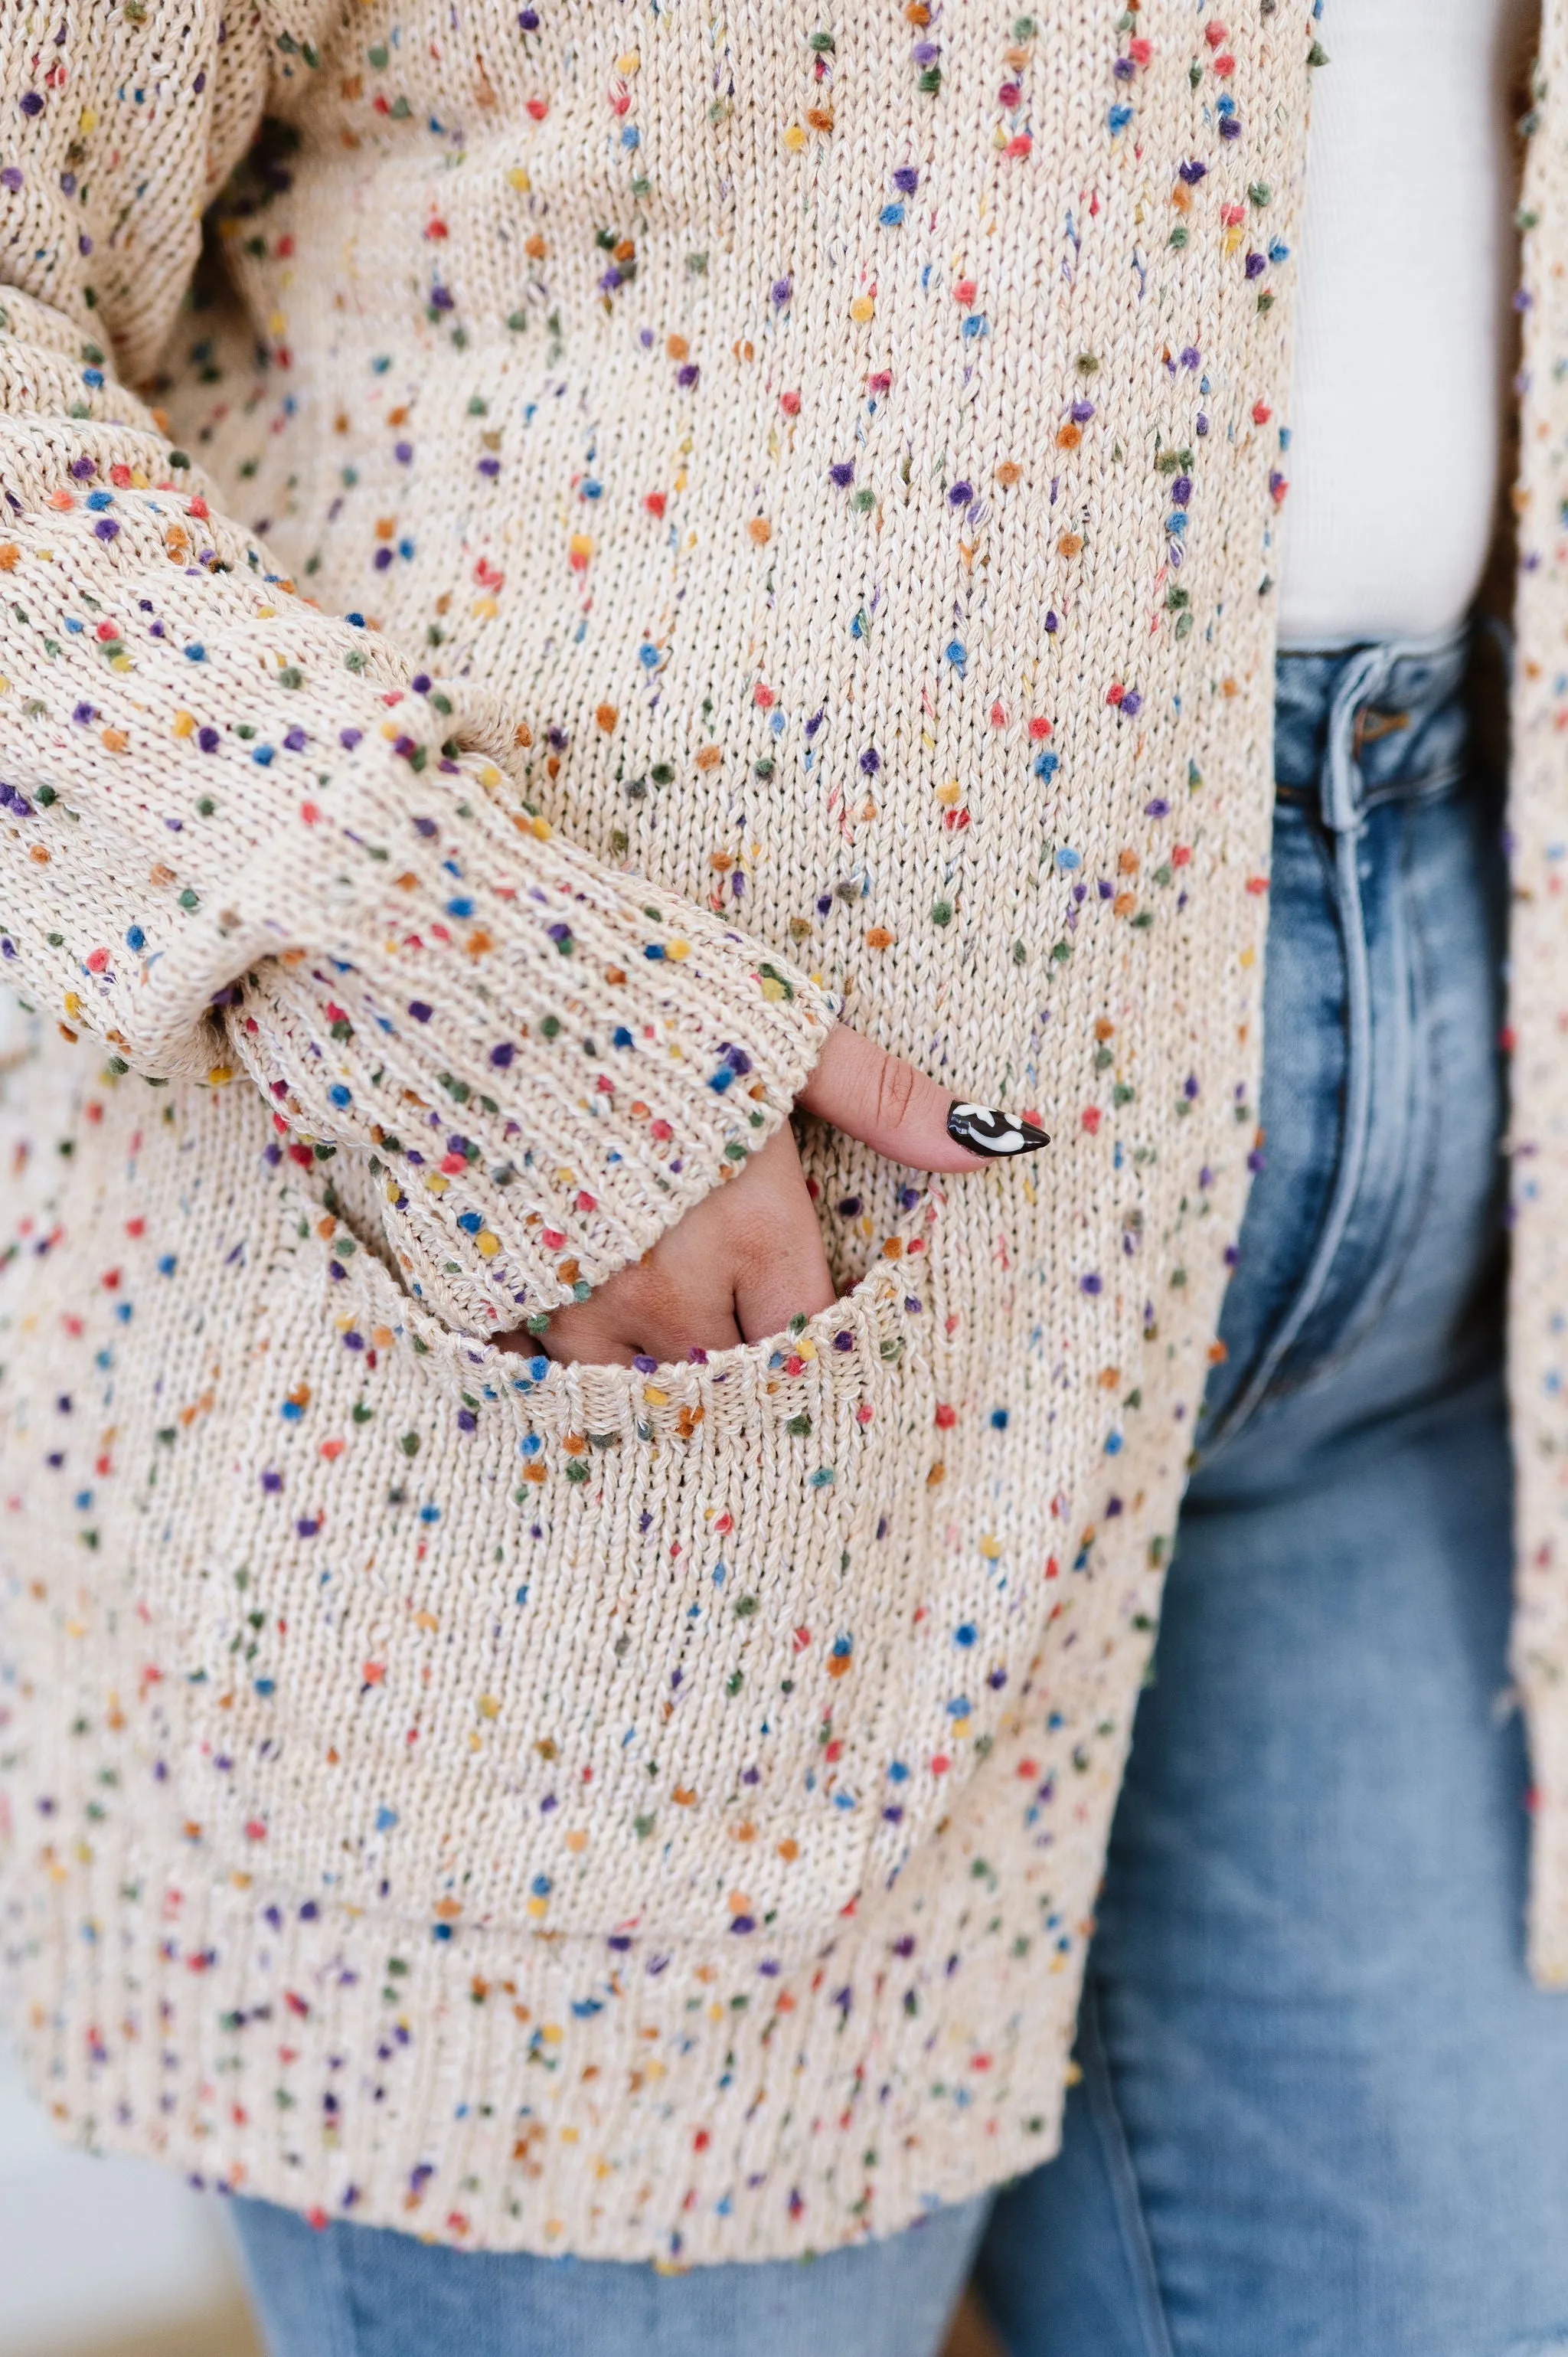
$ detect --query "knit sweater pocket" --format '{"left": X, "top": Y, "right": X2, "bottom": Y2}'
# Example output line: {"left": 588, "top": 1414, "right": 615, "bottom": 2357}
{"left": 175, "top": 1158, "right": 965, "bottom": 1949}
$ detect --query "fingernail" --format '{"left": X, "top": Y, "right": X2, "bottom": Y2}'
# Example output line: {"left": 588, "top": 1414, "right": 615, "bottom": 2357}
{"left": 947, "top": 1100, "right": 1050, "bottom": 1157}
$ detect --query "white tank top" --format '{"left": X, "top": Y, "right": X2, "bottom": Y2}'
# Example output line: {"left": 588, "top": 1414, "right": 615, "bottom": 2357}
{"left": 1279, "top": 0, "right": 1537, "bottom": 647}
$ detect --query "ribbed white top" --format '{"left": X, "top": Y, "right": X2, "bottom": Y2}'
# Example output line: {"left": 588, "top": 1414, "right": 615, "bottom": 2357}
{"left": 1280, "top": 0, "right": 1535, "bottom": 646}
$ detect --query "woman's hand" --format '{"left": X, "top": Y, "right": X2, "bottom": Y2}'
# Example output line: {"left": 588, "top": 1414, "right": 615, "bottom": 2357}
{"left": 505, "top": 1026, "right": 1047, "bottom": 1369}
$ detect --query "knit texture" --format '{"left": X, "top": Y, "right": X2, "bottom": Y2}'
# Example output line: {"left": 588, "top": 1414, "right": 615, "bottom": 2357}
{"left": 0, "top": 0, "right": 1527, "bottom": 2267}
{"left": 1505, "top": 1, "right": 1568, "bottom": 1987}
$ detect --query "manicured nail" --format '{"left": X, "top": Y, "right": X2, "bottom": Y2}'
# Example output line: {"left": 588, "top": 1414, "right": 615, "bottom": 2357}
{"left": 946, "top": 1100, "right": 1050, "bottom": 1157}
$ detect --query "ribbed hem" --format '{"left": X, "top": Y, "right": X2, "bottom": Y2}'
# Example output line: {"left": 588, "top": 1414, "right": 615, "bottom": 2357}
{"left": 1526, "top": 1695, "right": 1568, "bottom": 1988}
{"left": 4, "top": 1752, "right": 1092, "bottom": 2264}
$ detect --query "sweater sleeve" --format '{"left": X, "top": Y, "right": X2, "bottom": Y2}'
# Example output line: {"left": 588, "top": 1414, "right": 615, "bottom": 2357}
{"left": 0, "top": 34, "right": 833, "bottom": 1336}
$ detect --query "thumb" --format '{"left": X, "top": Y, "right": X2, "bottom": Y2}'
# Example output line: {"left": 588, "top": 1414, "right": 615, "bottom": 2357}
{"left": 795, "top": 1026, "right": 1049, "bottom": 1172}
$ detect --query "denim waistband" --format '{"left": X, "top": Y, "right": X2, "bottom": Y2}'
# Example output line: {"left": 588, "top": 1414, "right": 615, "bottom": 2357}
{"left": 1273, "top": 623, "right": 1472, "bottom": 830}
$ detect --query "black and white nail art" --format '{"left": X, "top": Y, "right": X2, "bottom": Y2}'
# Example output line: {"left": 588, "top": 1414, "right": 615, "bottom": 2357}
{"left": 946, "top": 1101, "right": 1050, "bottom": 1157}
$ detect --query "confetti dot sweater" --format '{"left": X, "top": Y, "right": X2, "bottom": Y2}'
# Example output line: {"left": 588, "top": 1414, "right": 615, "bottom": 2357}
{"left": 0, "top": 0, "right": 1564, "bottom": 2268}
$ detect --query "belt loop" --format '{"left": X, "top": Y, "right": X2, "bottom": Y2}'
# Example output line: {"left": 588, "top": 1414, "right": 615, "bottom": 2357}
{"left": 1319, "top": 645, "right": 1388, "bottom": 837}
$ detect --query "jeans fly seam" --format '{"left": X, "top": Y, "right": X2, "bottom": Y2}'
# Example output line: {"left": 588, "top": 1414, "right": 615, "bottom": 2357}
{"left": 1205, "top": 830, "right": 1375, "bottom": 1447}
{"left": 1202, "top": 647, "right": 1383, "bottom": 1447}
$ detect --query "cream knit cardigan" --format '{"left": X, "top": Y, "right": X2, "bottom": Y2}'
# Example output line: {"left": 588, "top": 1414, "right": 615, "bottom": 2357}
{"left": 1, "top": 0, "right": 1566, "bottom": 2265}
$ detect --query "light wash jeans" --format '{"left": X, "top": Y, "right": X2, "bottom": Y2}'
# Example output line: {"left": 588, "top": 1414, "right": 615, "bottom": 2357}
{"left": 236, "top": 629, "right": 1568, "bottom": 2353}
